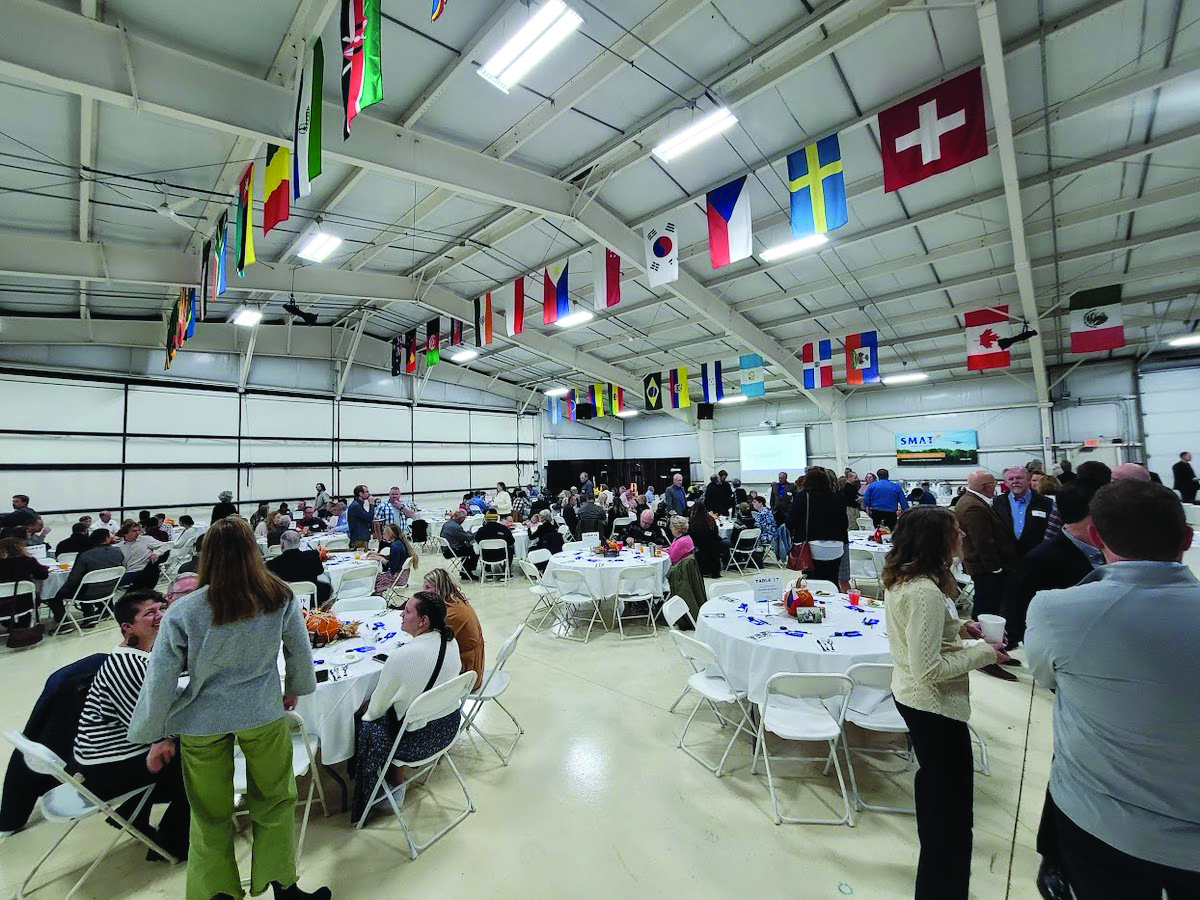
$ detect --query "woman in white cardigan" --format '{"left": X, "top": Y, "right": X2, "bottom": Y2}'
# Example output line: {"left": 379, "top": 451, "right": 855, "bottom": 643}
{"left": 883, "top": 505, "right": 1008, "bottom": 900}
{"left": 351, "top": 592, "right": 460, "bottom": 823}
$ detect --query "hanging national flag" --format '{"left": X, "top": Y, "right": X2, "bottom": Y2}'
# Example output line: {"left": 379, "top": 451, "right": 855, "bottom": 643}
{"left": 425, "top": 317, "right": 440, "bottom": 366}
{"left": 404, "top": 328, "right": 418, "bottom": 374}
{"left": 706, "top": 176, "right": 753, "bottom": 269}
{"left": 474, "top": 295, "right": 494, "bottom": 346}
{"left": 878, "top": 67, "right": 987, "bottom": 193}
{"left": 739, "top": 354, "right": 765, "bottom": 398}
{"left": 235, "top": 165, "right": 255, "bottom": 276}
{"left": 450, "top": 318, "right": 463, "bottom": 346}
{"left": 611, "top": 385, "right": 625, "bottom": 415}
{"left": 391, "top": 335, "right": 403, "bottom": 376}
{"left": 548, "top": 395, "right": 562, "bottom": 425}
{"left": 589, "top": 383, "right": 606, "bottom": 417}
{"left": 801, "top": 340, "right": 834, "bottom": 389}
{"left": 1069, "top": 285, "right": 1124, "bottom": 353}
{"left": 431, "top": 0, "right": 447, "bottom": 21}
{"left": 262, "top": 144, "right": 291, "bottom": 235}
{"left": 503, "top": 277, "right": 525, "bottom": 336}
{"left": 165, "top": 294, "right": 180, "bottom": 370}
{"left": 199, "top": 239, "right": 211, "bottom": 321}
{"left": 565, "top": 390, "right": 577, "bottom": 422}
{"left": 543, "top": 263, "right": 569, "bottom": 324}
{"left": 701, "top": 361, "right": 724, "bottom": 403}
{"left": 669, "top": 367, "right": 690, "bottom": 409}
{"left": 185, "top": 289, "right": 198, "bottom": 339}
{"left": 844, "top": 331, "right": 880, "bottom": 385}
{"left": 966, "top": 306, "right": 1012, "bottom": 371}
{"left": 292, "top": 38, "right": 324, "bottom": 198}
{"left": 340, "top": 0, "right": 383, "bottom": 139}
{"left": 214, "top": 212, "right": 228, "bottom": 295}
{"left": 787, "top": 134, "right": 848, "bottom": 238}
{"left": 592, "top": 247, "right": 621, "bottom": 311}
{"left": 644, "top": 372, "right": 663, "bottom": 411}
{"left": 644, "top": 219, "right": 678, "bottom": 287}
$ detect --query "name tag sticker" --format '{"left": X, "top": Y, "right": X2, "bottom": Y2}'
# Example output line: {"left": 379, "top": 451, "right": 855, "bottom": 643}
{"left": 1031, "top": 509, "right": 1047, "bottom": 518}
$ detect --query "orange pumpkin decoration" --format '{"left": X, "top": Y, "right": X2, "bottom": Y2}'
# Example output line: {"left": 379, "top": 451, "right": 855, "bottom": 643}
{"left": 306, "top": 611, "right": 340, "bottom": 643}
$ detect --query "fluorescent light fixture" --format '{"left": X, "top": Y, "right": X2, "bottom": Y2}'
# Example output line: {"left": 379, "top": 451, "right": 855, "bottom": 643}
{"left": 297, "top": 231, "right": 342, "bottom": 262}
{"left": 545, "top": 386, "right": 570, "bottom": 396}
{"left": 718, "top": 395, "right": 748, "bottom": 404}
{"left": 881, "top": 372, "right": 929, "bottom": 385}
{"left": 232, "top": 308, "right": 262, "bottom": 327}
{"left": 554, "top": 309, "right": 594, "bottom": 328}
{"left": 615, "top": 409, "right": 638, "bottom": 418}
{"left": 479, "top": 1, "right": 582, "bottom": 93}
{"left": 652, "top": 107, "right": 738, "bottom": 163}
{"left": 1168, "top": 334, "right": 1200, "bottom": 348}
{"left": 451, "top": 349, "right": 479, "bottom": 362}
{"left": 758, "top": 233, "right": 829, "bottom": 262}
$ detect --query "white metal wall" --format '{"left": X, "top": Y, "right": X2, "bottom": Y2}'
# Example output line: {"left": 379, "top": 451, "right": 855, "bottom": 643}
{"left": 1139, "top": 365, "right": 1200, "bottom": 481}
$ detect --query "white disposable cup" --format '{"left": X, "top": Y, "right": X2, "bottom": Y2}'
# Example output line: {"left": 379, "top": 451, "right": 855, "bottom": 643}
{"left": 978, "top": 614, "right": 1006, "bottom": 643}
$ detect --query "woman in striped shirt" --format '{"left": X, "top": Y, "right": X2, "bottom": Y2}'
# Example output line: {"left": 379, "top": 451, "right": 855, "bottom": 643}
{"left": 74, "top": 589, "right": 190, "bottom": 861}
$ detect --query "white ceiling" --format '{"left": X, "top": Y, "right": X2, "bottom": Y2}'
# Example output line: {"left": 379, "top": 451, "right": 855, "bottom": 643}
{"left": 0, "top": 0, "right": 1197, "bottom": 404}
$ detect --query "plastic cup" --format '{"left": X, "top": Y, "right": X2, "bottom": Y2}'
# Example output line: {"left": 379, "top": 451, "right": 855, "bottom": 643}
{"left": 847, "top": 589, "right": 861, "bottom": 605}
{"left": 978, "top": 614, "right": 1006, "bottom": 643}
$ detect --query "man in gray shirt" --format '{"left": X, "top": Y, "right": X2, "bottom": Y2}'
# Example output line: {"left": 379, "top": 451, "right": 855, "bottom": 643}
{"left": 1026, "top": 480, "right": 1200, "bottom": 898}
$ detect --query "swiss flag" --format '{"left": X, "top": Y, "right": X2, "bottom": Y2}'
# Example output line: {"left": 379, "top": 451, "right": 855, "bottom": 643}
{"left": 965, "top": 306, "right": 1011, "bottom": 371}
{"left": 878, "top": 68, "right": 988, "bottom": 193}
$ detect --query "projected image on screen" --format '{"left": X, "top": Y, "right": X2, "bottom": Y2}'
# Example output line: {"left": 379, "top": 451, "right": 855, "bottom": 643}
{"left": 739, "top": 432, "right": 808, "bottom": 481}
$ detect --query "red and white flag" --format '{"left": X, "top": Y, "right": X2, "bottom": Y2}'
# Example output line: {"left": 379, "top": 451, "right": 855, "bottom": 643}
{"left": 1069, "top": 285, "right": 1124, "bottom": 353}
{"left": 592, "top": 247, "right": 621, "bottom": 311}
{"left": 965, "top": 305, "right": 1011, "bottom": 371}
{"left": 502, "top": 276, "right": 525, "bottom": 337}
{"left": 878, "top": 67, "right": 988, "bottom": 193}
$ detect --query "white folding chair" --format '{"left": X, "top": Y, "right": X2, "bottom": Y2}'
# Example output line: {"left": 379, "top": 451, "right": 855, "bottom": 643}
{"left": 57, "top": 565, "right": 126, "bottom": 633}
{"left": 728, "top": 528, "right": 762, "bottom": 573}
{"left": 477, "top": 539, "right": 511, "bottom": 583}
{"left": 667, "top": 630, "right": 755, "bottom": 776}
{"left": 333, "top": 564, "right": 379, "bottom": 601}
{"left": 232, "top": 711, "right": 327, "bottom": 868}
{"left": 331, "top": 595, "right": 387, "bottom": 615}
{"left": 849, "top": 548, "right": 883, "bottom": 597}
{"left": 438, "top": 537, "right": 474, "bottom": 581}
{"left": 751, "top": 672, "right": 855, "bottom": 827}
{"left": 55, "top": 552, "right": 79, "bottom": 566}
{"left": 560, "top": 541, "right": 584, "bottom": 554}
{"left": 462, "top": 514, "right": 484, "bottom": 532}
{"left": 321, "top": 534, "right": 350, "bottom": 551}
{"left": 856, "top": 516, "right": 874, "bottom": 530}
{"left": 706, "top": 579, "right": 751, "bottom": 600}
{"left": 3, "top": 730, "right": 179, "bottom": 898}
{"left": 461, "top": 624, "right": 526, "bottom": 765}
{"left": 613, "top": 564, "right": 662, "bottom": 640}
{"left": 557, "top": 524, "right": 572, "bottom": 539}
{"left": 547, "top": 568, "right": 606, "bottom": 643}
{"left": 356, "top": 671, "right": 476, "bottom": 859}
{"left": 610, "top": 516, "right": 635, "bottom": 531}
{"left": 0, "top": 580, "right": 39, "bottom": 635}
{"left": 842, "top": 663, "right": 914, "bottom": 814}
{"left": 662, "top": 596, "right": 699, "bottom": 714}
{"left": 287, "top": 581, "right": 319, "bottom": 612}
{"left": 266, "top": 544, "right": 284, "bottom": 558}
{"left": 517, "top": 559, "right": 557, "bottom": 631}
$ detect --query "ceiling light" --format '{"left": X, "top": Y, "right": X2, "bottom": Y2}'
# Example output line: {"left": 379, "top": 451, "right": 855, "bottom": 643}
{"left": 881, "top": 372, "right": 929, "bottom": 385}
{"left": 451, "top": 349, "right": 479, "bottom": 362}
{"left": 479, "top": 1, "right": 582, "bottom": 93}
{"left": 297, "top": 231, "right": 342, "bottom": 262}
{"left": 615, "top": 409, "right": 638, "bottom": 418}
{"left": 545, "top": 386, "right": 570, "bottom": 396}
{"left": 718, "top": 395, "right": 748, "bottom": 404}
{"left": 555, "top": 309, "right": 594, "bottom": 328}
{"left": 233, "top": 308, "right": 262, "bottom": 327}
{"left": 758, "top": 233, "right": 829, "bottom": 262}
{"left": 652, "top": 107, "right": 738, "bottom": 163}
{"left": 1168, "top": 334, "right": 1200, "bottom": 348}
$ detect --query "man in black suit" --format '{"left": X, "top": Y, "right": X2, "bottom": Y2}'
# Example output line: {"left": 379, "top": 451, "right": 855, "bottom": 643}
{"left": 993, "top": 465, "right": 1055, "bottom": 557}
{"left": 266, "top": 530, "right": 331, "bottom": 607}
{"left": 620, "top": 510, "right": 668, "bottom": 547}
{"left": 1172, "top": 451, "right": 1197, "bottom": 503}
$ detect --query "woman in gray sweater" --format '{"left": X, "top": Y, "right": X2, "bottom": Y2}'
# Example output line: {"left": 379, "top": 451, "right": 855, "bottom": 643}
{"left": 129, "top": 517, "right": 331, "bottom": 900}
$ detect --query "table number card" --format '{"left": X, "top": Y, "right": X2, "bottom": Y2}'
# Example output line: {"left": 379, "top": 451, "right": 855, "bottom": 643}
{"left": 753, "top": 574, "right": 782, "bottom": 604}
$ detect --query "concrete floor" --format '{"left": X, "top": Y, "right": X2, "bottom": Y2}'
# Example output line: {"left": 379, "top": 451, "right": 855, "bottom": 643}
{"left": 0, "top": 572, "right": 1052, "bottom": 900}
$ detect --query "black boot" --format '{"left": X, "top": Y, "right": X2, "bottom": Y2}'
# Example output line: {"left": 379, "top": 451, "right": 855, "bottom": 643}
{"left": 1036, "top": 860, "right": 1071, "bottom": 900}
{"left": 272, "top": 882, "right": 332, "bottom": 900}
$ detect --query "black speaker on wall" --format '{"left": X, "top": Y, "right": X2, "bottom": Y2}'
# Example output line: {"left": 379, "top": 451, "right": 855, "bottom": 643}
{"left": 577, "top": 402, "right": 596, "bottom": 419}
{"left": 696, "top": 402, "right": 715, "bottom": 420}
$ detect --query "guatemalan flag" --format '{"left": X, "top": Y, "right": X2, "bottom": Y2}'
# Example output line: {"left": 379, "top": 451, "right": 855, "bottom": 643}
{"left": 706, "top": 176, "right": 753, "bottom": 269}
{"left": 739, "top": 354, "right": 765, "bottom": 398}
{"left": 543, "top": 263, "right": 570, "bottom": 325}
{"left": 701, "top": 361, "right": 724, "bottom": 403}
{"left": 844, "top": 331, "right": 880, "bottom": 385}
{"left": 801, "top": 340, "right": 833, "bottom": 389}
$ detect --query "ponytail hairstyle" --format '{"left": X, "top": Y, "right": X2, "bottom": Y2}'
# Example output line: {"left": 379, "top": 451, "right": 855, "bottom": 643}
{"left": 407, "top": 590, "right": 453, "bottom": 642}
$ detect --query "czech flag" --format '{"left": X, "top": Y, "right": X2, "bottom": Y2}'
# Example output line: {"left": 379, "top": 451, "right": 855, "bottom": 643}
{"left": 669, "top": 367, "right": 690, "bottom": 409}
{"left": 543, "top": 262, "right": 570, "bottom": 324}
{"left": 701, "top": 361, "right": 724, "bottom": 403}
{"left": 844, "top": 331, "right": 880, "bottom": 385}
{"left": 706, "top": 176, "right": 753, "bottom": 269}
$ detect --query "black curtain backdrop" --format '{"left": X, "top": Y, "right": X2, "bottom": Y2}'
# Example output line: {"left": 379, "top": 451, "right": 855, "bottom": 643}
{"left": 545, "top": 457, "right": 691, "bottom": 497}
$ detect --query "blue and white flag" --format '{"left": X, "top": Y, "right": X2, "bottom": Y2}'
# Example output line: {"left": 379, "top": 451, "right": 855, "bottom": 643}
{"left": 701, "top": 360, "right": 724, "bottom": 403}
{"left": 739, "top": 354, "right": 765, "bottom": 398}
{"left": 548, "top": 396, "right": 562, "bottom": 425}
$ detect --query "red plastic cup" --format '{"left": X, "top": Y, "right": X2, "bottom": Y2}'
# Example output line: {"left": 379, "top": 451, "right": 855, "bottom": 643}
{"left": 848, "top": 589, "right": 861, "bottom": 606}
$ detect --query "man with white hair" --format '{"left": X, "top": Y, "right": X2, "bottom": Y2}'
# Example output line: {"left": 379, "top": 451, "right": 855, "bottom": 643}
{"left": 1110, "top": 463, "right": 1151, "bottom": 482}
{"left": 993, "top": 465, "right": 1055, "bottom": 557}
{"left": 266, "top": 529, "right": 330, "bottom": 607}
{"left": 663, "top": 473, "right": 687, "bottom": 515}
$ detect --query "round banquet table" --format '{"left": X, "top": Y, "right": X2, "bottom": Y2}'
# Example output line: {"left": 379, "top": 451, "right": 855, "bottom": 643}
{"left": 41, "top": 562, "right": 72, "bottom": 597}
{"left": 696, "top": 589, "right": 890, "bottom": 704}
{"left": 541, "top": 548, "right": 669, "bottom": 597}
{"left": 321, "top": 554, "right": 382, "bottom": 594}
{"left": 849, "top": 539, "right": 890, "bottom": 556}
{"left": 292, "top": 610, "right": 410, "bottom": 765}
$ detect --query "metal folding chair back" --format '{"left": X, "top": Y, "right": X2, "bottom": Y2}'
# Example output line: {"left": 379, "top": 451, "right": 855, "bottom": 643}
{"left": 706, "top": 579, "right": 751, "bottom": 600}
{"left": 477, "top": 538, "right": 511, "bottom": 583}
{"left": 334, "top": 564, "right": 379, "bottom": 600}
{"left": 666, "top": 631, "right": 755, "bottom": 776}
{"left": 661, "top": 594, "right": 696, "bottom": 630}
{"left": 613, "top": 564, "right": 661, "bottom": 639}
{"left": 547, "top": 568, "right": 606, "bottom": 643}
{"left": 463, "top": 624, "right": 526, "bottom": 764}
{"left": 287, "top": 581, "right": 319, "bottom": 611}
{"left": 728, "top": 529, "right": 762, "bottom": 573}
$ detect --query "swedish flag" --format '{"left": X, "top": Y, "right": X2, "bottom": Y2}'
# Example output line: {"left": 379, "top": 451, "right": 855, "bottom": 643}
{"left": 786, "top": 133, "right": 848, "bottom": 238}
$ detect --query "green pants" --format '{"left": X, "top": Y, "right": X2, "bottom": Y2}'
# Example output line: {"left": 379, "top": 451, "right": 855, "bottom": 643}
{"left": 181, "top": 718, "right": 298, "bottom": 900}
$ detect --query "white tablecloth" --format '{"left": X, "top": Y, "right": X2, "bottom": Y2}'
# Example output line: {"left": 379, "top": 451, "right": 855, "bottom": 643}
{"left": 541, "top": 549, "right": 669, "bottom": 597}
{"left": 696, "top": 589, "right": 890, "bottom": 704}
{"left": 849, "top": 539, "right": 890, "bottom": 555}
{"left": 322, "top": 555, "right": 381, "bottom": 594}
{"left": 42, "top": 562, "right": 72, "bottom": 597}
{"left": 293, "top": 610, "right": 409, "bottom": 764}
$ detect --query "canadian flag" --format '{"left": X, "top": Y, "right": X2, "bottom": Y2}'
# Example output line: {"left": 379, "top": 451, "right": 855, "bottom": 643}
{"left": 965, "top": 306, "right": 1011, "bottom": 371}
